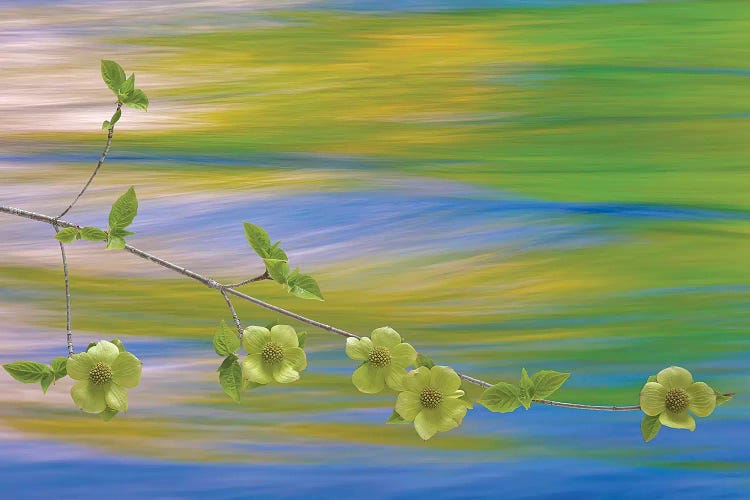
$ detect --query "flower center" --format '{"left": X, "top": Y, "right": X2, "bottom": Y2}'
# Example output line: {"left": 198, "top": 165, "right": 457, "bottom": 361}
{"left": 88, "top": 362, "right": 113, "bottom": 385}
{"left": 368, "top": 346, "right": 392, "bottom": 368}
{"left": 261, "top": 342, "right": 285, "bottom": 365}
{"left": 664, "top": 387, "right": 689, "bottom": 413}
{"left": 419, "top": 387, "right": 444, "bottom": 409}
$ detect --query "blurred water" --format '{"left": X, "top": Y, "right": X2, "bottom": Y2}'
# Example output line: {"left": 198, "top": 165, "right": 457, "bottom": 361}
{"left": 2, "top": 0, "right": 750, "bottom": 498}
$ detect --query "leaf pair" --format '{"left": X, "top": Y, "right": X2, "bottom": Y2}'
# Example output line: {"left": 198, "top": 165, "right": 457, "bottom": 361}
{"left": 243, "top": 222, "right": 324, "bottom": 301}
{"left": 101, "top": 60, "right": 149, "bottom": 111}
{"left": 106, "top": 187, "right": 138, "bottom": 250}
{"left": 480, "top": 369, "right": 570, "bottom": 413}
{"left": 3, "top": 358, "right": 68, "bottom": 394}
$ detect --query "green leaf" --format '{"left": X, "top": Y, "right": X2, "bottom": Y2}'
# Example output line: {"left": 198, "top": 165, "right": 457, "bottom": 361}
{"left": 102, "top": 120, "right": 111, "bottom": 130}
{"left": 480, "top": 382, "right": 522, "bottom": 413}
{"left": 54, "top": 227, "right": 79, "bottom": 243}
{"left": 715, "top": 391, "right": 734, "bottom": 406}
{"left": 243, "top": 222, "right": 272, "bottom": 258}
{"left": 40, "top": 372, "right": 54, "bottom": 394}
{"left": 641, "top": 414, "right": 661, "bottom": 442}
{"left": 80, "top": 226, "right": 108, "bottom": 242}
{"left": 111, "top": 338, "right": 126, "bottom": 353}
{"left": 122, "top": 89, "right": 148, "bottom": 111}
{"left": 213, "top": 320, "right": 240, "bottom": 357}
{"left": 415, "top": 353, "right": 435, "bottom": 369}
{"left": 110, "top": 108, "right": 122, "bottom": 127}
{"left": 118, "top": 73, "right": 135, "bottom": 97}
{"left": 100, "top": 408, "right": 119, "bottom": 422}
{"left": 109, "top": 227, "right": 135, "bottom": 238}
{"left": 296, "top": 330, "right": 308, "bottom": 349}
{"left": 647, "top": 375, "right": 657, "bottom": 383}
{"left": 108, "top": 186, "right": 138, "bottom": 230}
{"left": 50, "top": 357, "right": 67, "bottom": 380}
{"left": 518, "top": 368, "right": 534, "bottom": 409}
{"left": 386, "top": 410, "right": 409, "bottom": 424}
{"left": 530, "top": 370, "right": 570, "bottom": 399}
{"left": 85, "top": 342, "right": 97, "bottom": 352}
{"left": 286, "top": 273, "right": 324, "bottom": 301}
{"left": 265, "top": 320, "right": 279, "bottom": 330}
{"left": 217, "top": 355, "right": 238, "bottom": 372}
{"left": 106, "top": 235, "right": 126, "bottom": 250}
{"left": 219, "top": 359, "right": 243, "bottom": 403}
{"left": 3, "top": 361, "right": 53, "bottom": 383}
{"left": 265, "top": 260, "right": 290, "bottom": 284}
{"left": 101, "top": 60, "right": 126, "bottom": 94}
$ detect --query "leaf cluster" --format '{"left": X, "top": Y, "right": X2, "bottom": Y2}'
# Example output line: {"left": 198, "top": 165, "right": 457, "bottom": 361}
{"left": 480, "top": 368, "right": 570, "bottom": 413}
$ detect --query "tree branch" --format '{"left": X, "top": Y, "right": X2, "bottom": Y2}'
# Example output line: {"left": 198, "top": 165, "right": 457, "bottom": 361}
{"left": 53, "top": 226, "right": 74, "bottom": 357}
{"left": 219, "top": 287, "right": 243, "bottom": 337}
{"left": 2, "top": 204, "right": 652, "bottom": 411}
{"left": 56, "top": 102, "right": 121, "bottom": 219}
{"left": 225, "top": 270, "right": 270, "bottom": 288}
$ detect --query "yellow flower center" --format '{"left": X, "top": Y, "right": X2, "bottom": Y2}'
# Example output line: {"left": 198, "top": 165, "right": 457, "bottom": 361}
{"left": 419, "top": 387, "right": 444, "bottom": 409}
{"left": 89, "top": 362, "right": 113, "bottom": 385}
{"left": 368, "top": 346, "right": 392, "bottom": 368}
{"left": 665, "top": 387, "right": 689, "bottom": 413}
{"left": 261, "top": 342, "right": 285, "bottom": 365}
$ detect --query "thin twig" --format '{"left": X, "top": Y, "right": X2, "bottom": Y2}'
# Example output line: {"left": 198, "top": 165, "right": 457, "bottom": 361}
{"left": 225, "top": 270, "right": 270, "bottom": 288}
{"left": 56, "top": 102, "right": 121, "bottom": 219}
{"left": 219, "top": 287, "right": 243, "bottom": 337}
{"left": 2, "top": 204, "right": 691, "bottom": 412}
{"left": 53, "top": 225, "right": 74, "bottom": 357}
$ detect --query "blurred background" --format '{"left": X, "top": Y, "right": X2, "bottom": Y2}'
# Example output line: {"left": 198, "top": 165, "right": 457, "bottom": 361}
{"left": 1, "top": 0, "right": 749, "bottom": 498}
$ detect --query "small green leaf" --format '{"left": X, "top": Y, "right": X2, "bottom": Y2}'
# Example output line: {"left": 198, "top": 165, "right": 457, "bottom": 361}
{"left": 106, "top": 235, "right": 126, "bottom": 250}
{"left": 118, "top": 73, "right": 135, "bottom": 97}
{"left": 217, "top": 355, "right": 238, "bottom": 372}
{"left": 286, "top": 273, "right": 324, "bottom": 301}
{"left": 219, "top": 359, "right": 243, "bottom": 403}
{"left": 100, "top": 407, "right": 119, "bottom": 422}
{"left": 80, "top": 227, "right": 108, "bottom": 242}
{"left": 641, "top": 414, "right": 661, "bottom": 442}
{"left": 109, "top": 227, "right": 135, "bottom": 238}
{"left": 101, "top": 60, "right": 126, "bottom": 94}
{"left": 85, "top": 342, "right": 97, "bottom": 352}
{"left": 40, "top": 372, "right": 54, "bottom": 394}
{"left": 296, "top": 331, "right": 308, "bottom": 349}
{"left": 518, "top": 368, "right": 534, "bottom": 409}
{"left": 102, "top": 120, "right": 111, "bottom": 130}
{"left": 50, "top": 357, "right": 67, "bottom": 380}
{"left": 647, "top": 375, "right": 657, "bottom": 383}
{"left": 480, "top": 382, "right": 522, "bottom": 413}
{"left": 54, "top": 227, "right": 79, "bottom": 243}
{"left": 110, "top": 108, "right": 122, "bottom": 127}
{"left": 122, "top": 88, "right": 148, "bottom": 111}
{"left": 3, "top": 361, "right": 52, "bottom": 383}
{"left": 243, "top": 222, "right": 272, "bottom": 258}
{"left": 415, "top": 353, "right": 435, "bottom": 369}
{"left": 213, "top": 320, "right": 240, "bottom": 357}
{"left": 108, "top": 186, "right": 138, "bottom": 230}
{"left": 715, "top": 391, "right": 734, "bottom": 406}
{"left": 386, "top": 410, "right": 409, "bottom": 424}
{"left": 530, "top": 370, "right": 570, "bottom": 399}
{"left": 265, "top": 320, "right": 279, "bottom": 330}
{"left": 111, "top": 338, "right": 126, "bottom": 353}
{"left": 265, "top": 260, "right": 290, "bottom": 284}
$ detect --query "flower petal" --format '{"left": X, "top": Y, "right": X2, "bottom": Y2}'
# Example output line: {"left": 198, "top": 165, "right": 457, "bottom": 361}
{"left": 395, "top": 391, "right": 421, "bottom": 421}
{"left": 384, "top": 367, "right": 407, "bottom": 391}
{"left": 429, "top": 366, "right": 462, "bottom": 393}
{"left": 283, "top": 347, "right": 307, "bottom": 371}
{"left": 241, "top": 353, "right": 273, "bottom": 384}
{"left": 105, "top": 382, "right": 129, "bottom": 412}
{"left": 70, "top": 380, "right": 106, "bottom": 413}
{"left": 659, "top": 410, "right": 696, "bottom": 431}
{"left": 687, "top": 382, "right": 716, "bottom": 417}
{"left": 351, "top": 363, "right": 385, "bottom": 394}
{"left": 439, "top": 397, "right": 469, "bottom": 427}
{"left": 66, "top": 352, "right": 94, "bottom": 381}
{"left": 390, "top": 342, "right": 417, "bottom": 368}
{"left": 88, "top": 340, "right": 120, "bottom": 364}
{"left": 270, "top": 325, "right": 299, "bottom": 348}
{"left": 345, "top": 337, "right": 373, "bottom": 361}
{"left": 371, "top": 327, "right": 401, "bottom": 349}
{"left": 403, "top": 366, "right": 430, "bottom": 393}
{"left": 273, "top": 363, "right": 300, "bottom": 384}
{"left": 656, "top": 366, "right": 693, "bottom": 390}
{"left": 639, "top": 382, "right": 667, "bottom": 416}
{"left": 242, "top": 326, "right": 271, "bottom": 354}
{"left": 111, "top": 352, "right": 142, "bottom": 388}
{"left": 414, "top": 410, "right": 439, "bottom": 440}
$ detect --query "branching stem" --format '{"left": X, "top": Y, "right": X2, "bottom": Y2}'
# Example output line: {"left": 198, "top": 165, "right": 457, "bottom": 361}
{"left": 219, "top": 287, "right": 243, "bottom": 337}
{"left": 225, "top": 271, "right": 270, "bottom": 288}
{"left": 53, "top": 225, "right": 74, "bottom": 357}
{"left": 2, "top": 204, "right": 688, "bottom": 412}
